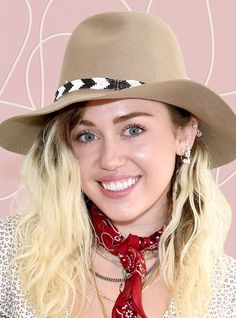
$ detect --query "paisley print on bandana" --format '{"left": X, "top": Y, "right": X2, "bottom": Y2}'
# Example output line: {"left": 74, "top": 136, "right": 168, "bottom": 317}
{"left": 90, "top": 206, "right": 165, "bottom": 318}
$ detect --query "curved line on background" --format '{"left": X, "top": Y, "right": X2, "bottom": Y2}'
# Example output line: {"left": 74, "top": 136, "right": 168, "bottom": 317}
{"left": 26, "top": 32, "right": 71, "bottom": 109}
{"left": 218, "top": 170, "right": 236, "bottom": 187}
{"left": 0, "top": 100, "right": 33, "bottom": 111}
{"left": 0, "top": 185, "right": 24, "bottom": 201}
{"left": 204, "top": 0, "right": 215, "bottom": 86}
{"left": 0, "top": 0, "right": 32, "bottom": 97}
{"left": 146, "top": 0, "right": 155, "bottom": 13}
{"left": 39, "top": 0, "right": 54, "bottom": 108}
{"left": 119, "top": 0, "right": 132, "bottom": 11}
{"left": 219, "top": 90, "right": 236, "bottom": 97}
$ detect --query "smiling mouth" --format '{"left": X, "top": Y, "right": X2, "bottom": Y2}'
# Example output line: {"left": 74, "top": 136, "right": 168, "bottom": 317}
{"left": 99, "top": 176, "right": 141, "bottom": 192}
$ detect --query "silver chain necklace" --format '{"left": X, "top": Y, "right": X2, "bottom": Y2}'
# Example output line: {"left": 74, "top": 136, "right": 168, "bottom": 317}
{"left": 94, "top": 257, "right": 159, "bottom": 283}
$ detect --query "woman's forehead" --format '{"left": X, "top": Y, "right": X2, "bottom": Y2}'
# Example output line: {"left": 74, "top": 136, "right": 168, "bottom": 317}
{"left": 83, "top": 98, "right": 170, "bottom": 119}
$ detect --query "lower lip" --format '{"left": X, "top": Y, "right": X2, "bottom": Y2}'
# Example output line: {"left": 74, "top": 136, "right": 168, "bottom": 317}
{"left": 98, "top": 177, "right": 141, "bottom": 199}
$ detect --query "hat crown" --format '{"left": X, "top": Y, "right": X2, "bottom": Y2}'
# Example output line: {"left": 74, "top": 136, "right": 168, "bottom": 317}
{"left": 59, "top": 11, "right": 188, "bottom": 86}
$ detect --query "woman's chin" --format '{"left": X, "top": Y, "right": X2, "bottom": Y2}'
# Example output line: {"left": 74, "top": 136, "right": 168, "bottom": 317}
{"left": 102, "top": 208, "right": 145, "bottom": 225}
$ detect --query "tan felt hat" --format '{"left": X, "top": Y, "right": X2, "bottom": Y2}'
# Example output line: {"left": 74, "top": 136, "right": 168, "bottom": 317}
{"left": 0, "top": 11, "right": 235, "bottom": 168}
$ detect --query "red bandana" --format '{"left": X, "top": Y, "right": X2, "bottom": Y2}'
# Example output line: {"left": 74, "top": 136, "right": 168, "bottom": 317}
{"left": 90, "top": 206, "right": 165, "bottom": 318}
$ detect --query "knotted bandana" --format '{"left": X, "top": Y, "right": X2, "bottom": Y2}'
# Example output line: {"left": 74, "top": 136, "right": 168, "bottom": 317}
{"left": 90, "top": 206, "right": 165, "bottom": 318}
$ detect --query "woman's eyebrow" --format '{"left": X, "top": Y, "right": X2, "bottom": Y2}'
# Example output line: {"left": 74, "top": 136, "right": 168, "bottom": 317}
{"left": 80, "top": 112, "right": 154, "bottom": 127}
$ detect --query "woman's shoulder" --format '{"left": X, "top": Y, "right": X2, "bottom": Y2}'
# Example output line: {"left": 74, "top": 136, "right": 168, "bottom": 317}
{"left": 0, "top": 213, "right": 36, "bottom": 318}
{"left": 208, "top": 254, "right": 236, "bottom": 317}
{"left": 221, "top": 253, "right": 236, "bottom": 266}
{"left": 0, "top": 213, "right": 20, "bottom": 290}
{"left": 218, "top": 254, "right": 236, "bottom": 297}
{"left": 215, "top": 254, "right": 236, "bottom": 284}
{"left": 0, "top": 212, "right": 20, "bottom": 231}
{"left": 0, "top": 213, "right": 20, "bottom": 256}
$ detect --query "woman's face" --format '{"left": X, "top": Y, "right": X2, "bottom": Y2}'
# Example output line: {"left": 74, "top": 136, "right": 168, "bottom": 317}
{"left": 70, "top": 99, "right": 183, "bottom": 225}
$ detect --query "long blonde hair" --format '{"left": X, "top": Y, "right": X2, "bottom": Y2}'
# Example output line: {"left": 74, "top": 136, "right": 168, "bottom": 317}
{"left": 11, "top": 101, "right": 231, "bottom": 317}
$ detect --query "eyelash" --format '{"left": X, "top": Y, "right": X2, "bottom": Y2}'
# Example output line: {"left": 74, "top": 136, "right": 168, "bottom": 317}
{"left": 75, "top": 123, "right": 146, "bottom": 144}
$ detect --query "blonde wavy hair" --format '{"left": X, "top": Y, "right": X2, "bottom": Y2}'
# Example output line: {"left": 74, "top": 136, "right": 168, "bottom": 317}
{"left": 11, "top": 101, "right": 231, "bottom": 318}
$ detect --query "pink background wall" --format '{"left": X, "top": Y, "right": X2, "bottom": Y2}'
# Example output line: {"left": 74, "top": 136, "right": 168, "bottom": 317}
{"left": 0, "top": 1, "right": 235, "bottom": 257}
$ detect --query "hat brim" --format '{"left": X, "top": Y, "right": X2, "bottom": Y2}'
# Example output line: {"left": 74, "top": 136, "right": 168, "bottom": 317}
{"left": 0, "top": 79, "right": 235, "bottom": 168}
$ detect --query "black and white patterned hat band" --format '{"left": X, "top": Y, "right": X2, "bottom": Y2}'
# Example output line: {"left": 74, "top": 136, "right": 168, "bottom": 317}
{"left": 54, "top": 77, "right": 145, "bottom": 101}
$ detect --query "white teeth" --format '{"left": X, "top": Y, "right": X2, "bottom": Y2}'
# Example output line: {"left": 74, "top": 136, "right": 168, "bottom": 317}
{"left": 101, "top": 177, "right": 140, "bottom": 192}
{"left": 127, "top": 179, "right": 133, "bottom": 187}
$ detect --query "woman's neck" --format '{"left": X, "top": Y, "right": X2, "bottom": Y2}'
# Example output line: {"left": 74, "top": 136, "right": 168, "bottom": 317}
{"left": 114, "top": 200, "right": 170, "bottom": 238}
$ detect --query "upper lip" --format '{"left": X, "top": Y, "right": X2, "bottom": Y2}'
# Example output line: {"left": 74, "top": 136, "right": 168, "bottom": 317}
{"left": 97, "top": 175, "right": 141, "bottom": 182}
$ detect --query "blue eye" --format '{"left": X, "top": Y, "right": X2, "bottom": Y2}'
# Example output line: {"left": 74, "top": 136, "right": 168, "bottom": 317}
{"left": 75, "top": 123, "right": 146, "bottom": 144}
{"left": 76, "top": 131, "right": 97, "bottom": 143}
{"left": 123, "top": 124, "right": 145, "bottom": 137}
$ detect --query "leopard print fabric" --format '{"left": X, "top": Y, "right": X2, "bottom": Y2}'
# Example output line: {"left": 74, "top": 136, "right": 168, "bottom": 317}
{"left": 0, "top": 214, "right": 235, "bottom": 317}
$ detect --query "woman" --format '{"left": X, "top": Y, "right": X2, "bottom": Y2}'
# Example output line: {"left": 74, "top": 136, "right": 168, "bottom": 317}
{"left": 0, "top": 11, "right": 235, "bottom": 318}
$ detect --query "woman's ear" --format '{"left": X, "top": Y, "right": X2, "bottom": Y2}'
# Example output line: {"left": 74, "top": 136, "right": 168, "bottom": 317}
{"left": 175, "top": 116, "right": 198, "bottom": 156}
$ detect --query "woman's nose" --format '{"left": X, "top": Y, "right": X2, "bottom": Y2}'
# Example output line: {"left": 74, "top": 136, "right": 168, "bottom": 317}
{"left": 100, "top": 138, "right": 127, "bottom": 171}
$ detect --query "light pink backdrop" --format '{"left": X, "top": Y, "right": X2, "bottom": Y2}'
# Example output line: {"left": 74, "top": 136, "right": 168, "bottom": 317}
{"left": 0, "top": 1, "right": 235, "bottom": 256}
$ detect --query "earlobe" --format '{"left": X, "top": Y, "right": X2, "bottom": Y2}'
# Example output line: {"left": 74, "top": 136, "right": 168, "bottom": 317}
{"left": 175, "top": 139, "right": 192, "bottom": 165}
{"left": 176, "top": 139, "right": 190, "bottom": 156}
{"left": 181, "top": 140, "right": 191, "bottom": 164}
{"left": 175, "top": 116, "right": 199, "bottom": 157}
